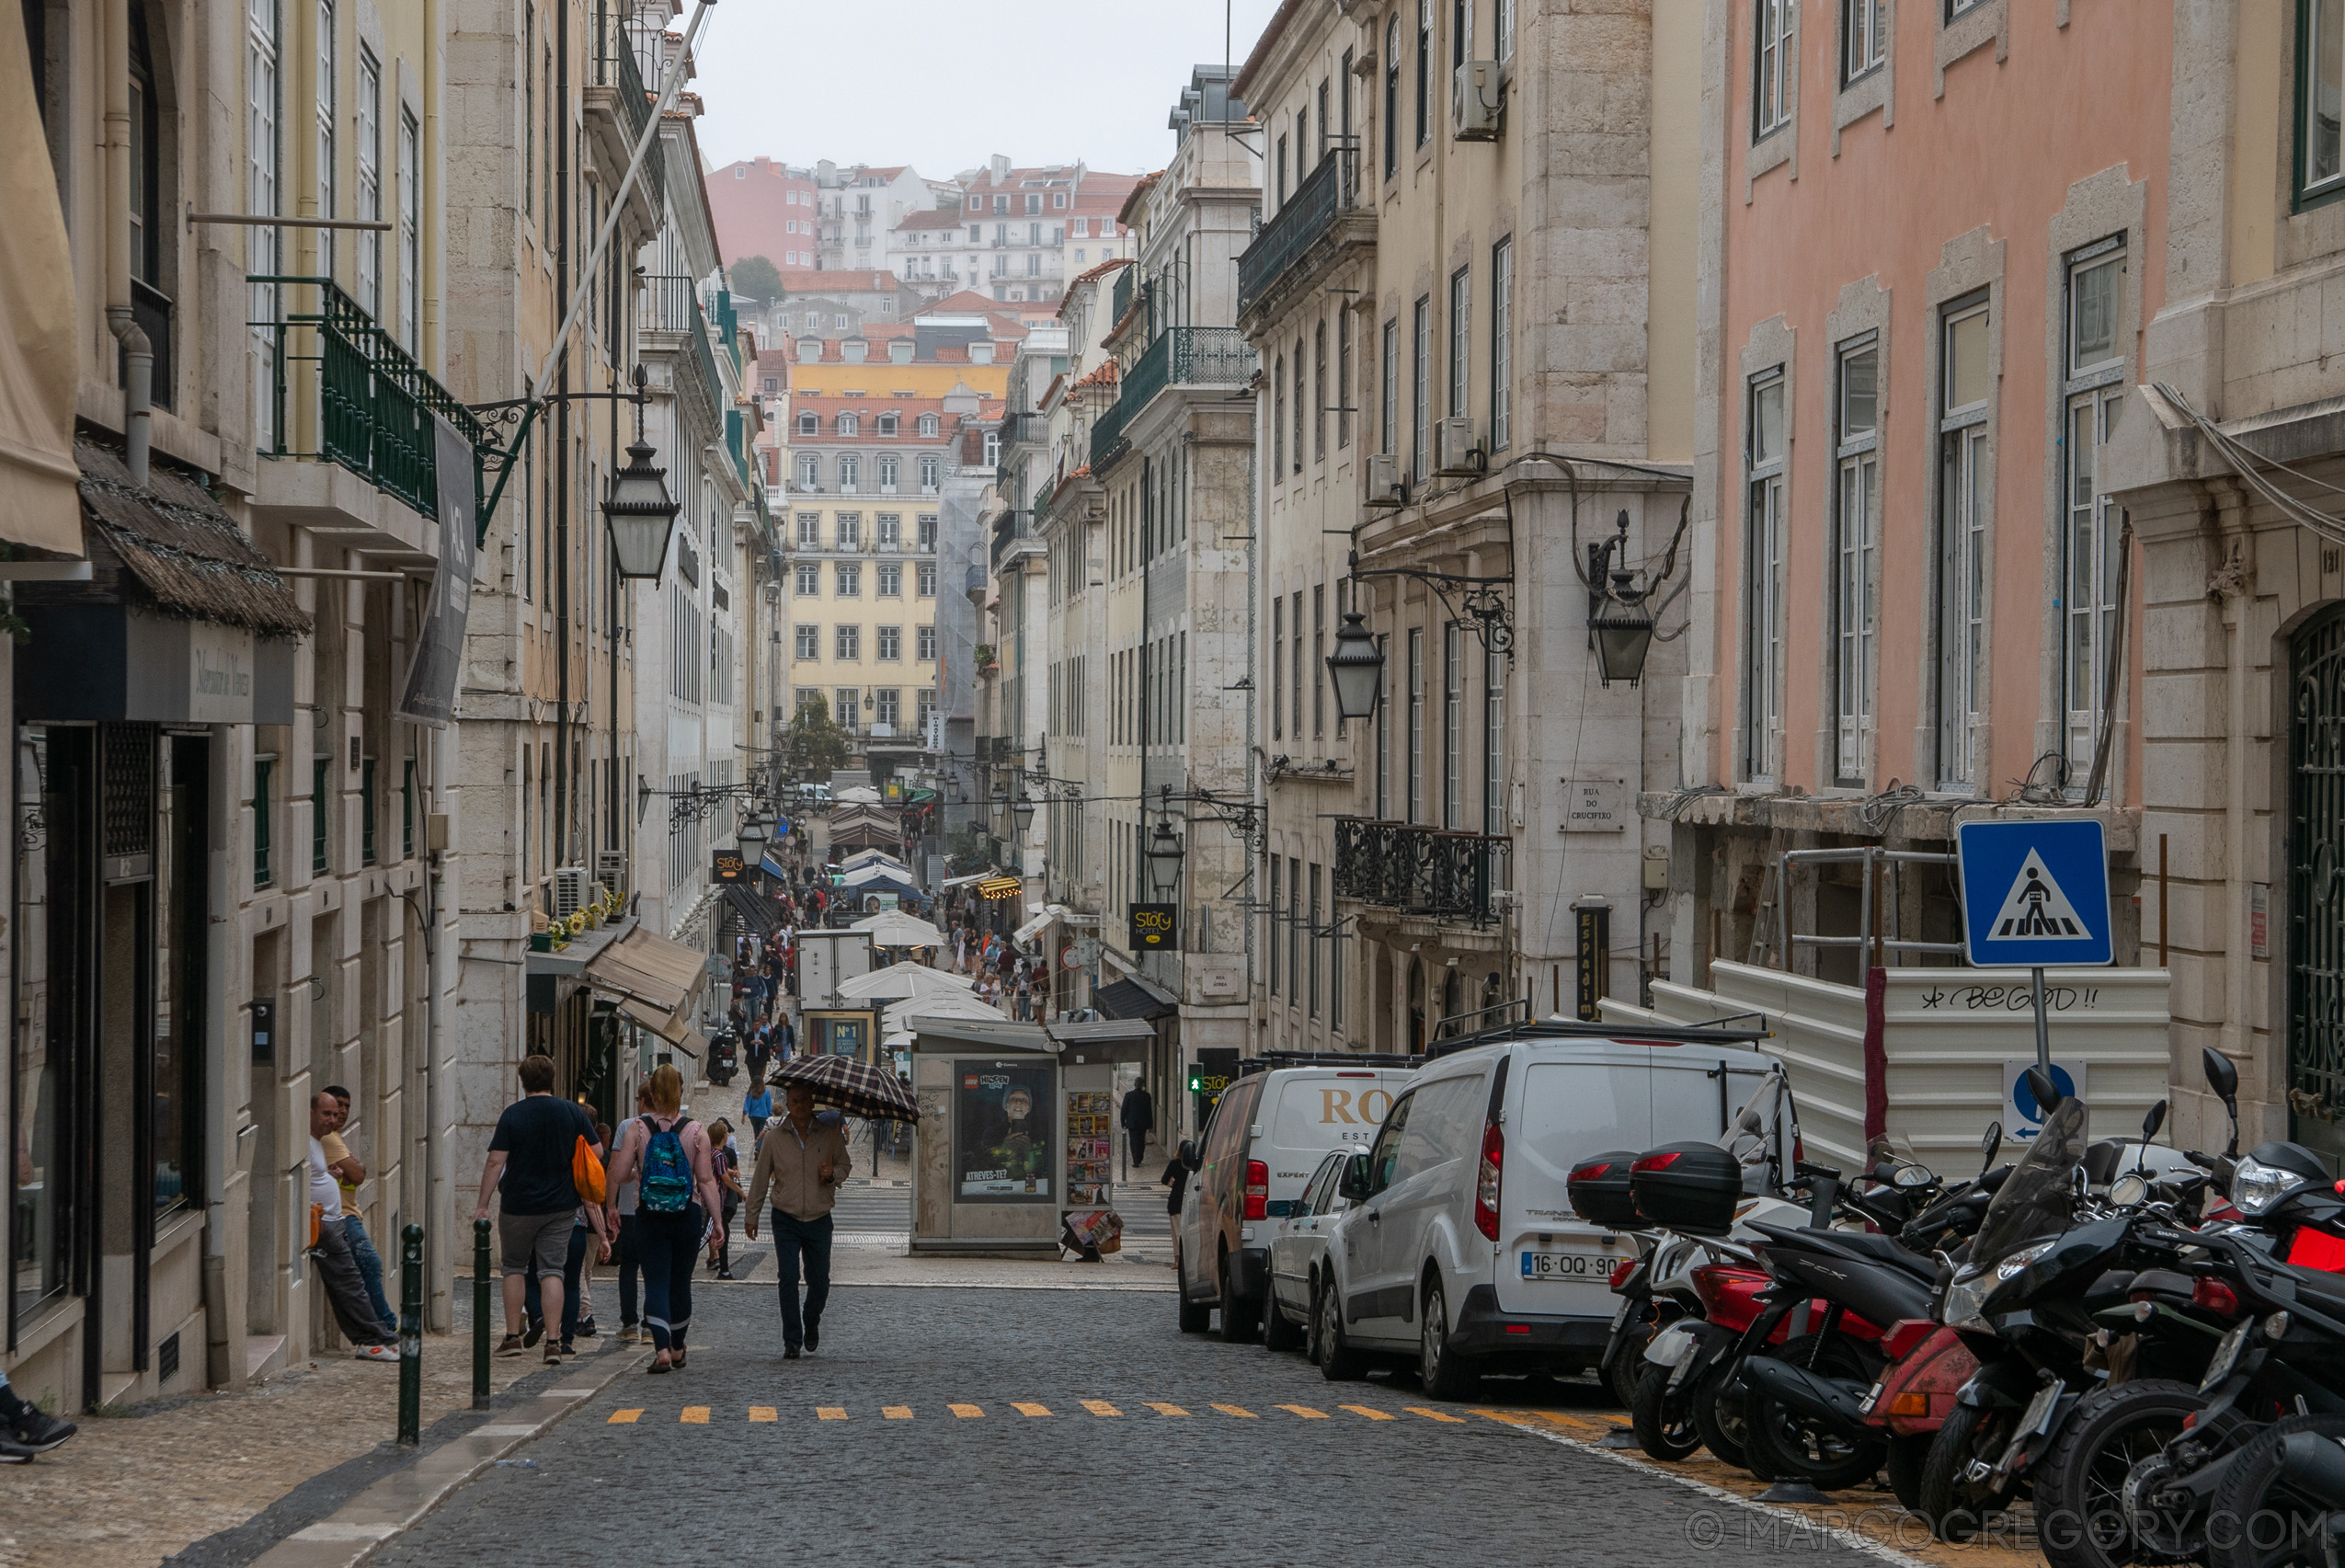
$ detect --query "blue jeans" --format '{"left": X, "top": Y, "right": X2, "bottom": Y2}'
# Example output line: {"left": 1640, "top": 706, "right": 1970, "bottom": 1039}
{"left": 770, "top": 1209, "right": 833, "bottom": 1349}
{"left": 343, "top": 1213, "right": 396, "bottom": 1329}
{"left": 636, "top": 1208, "right": 703, "bottom": 1355}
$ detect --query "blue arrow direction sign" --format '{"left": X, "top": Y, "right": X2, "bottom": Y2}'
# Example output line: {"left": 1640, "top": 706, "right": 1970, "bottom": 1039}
{"left": 1957, "top": 819, "right": 2114, "bottom": 967}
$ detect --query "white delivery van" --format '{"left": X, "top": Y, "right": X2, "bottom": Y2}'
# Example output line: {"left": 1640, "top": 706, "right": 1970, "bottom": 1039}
{"left": 1174, "top": 1057, "right": 1418, "bottom": 1342}
{"left": 1313, "top": 1027, "right": 1788, "bottom": 1397}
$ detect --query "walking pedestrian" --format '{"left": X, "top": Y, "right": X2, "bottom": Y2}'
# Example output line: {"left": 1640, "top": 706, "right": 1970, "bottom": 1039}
{"left": 601, "top": 1064, "right": 724, "bottom": 1374}
{"left": 0, "top": 1368, "right": 74, "bottom": 1459}
{"left": 474, "top": 1054, "right": 599, "bottom": 1367}
{"left": 707, "top": 1118, "right": 745, "bottom": 1278}
{"left": 1120, "top": 1081, "right": 1155, "bottom": 1171}
{"left": 1161, "top": 1140, "right": 1195, "bottom": 1217}
{"left": 610, "top": 1085, "right": 653, "bottom": 1344}
{"left": 743, "top": 1077, "right": 773, "bottom": 1144}
{"left": 743, "top": 1081, "right": 852, "bottom": 1359}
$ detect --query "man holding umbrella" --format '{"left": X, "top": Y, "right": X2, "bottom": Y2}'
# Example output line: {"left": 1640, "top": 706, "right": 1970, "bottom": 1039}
{"left": 744, "top": 1079, "right": 852, "bottom": 1357}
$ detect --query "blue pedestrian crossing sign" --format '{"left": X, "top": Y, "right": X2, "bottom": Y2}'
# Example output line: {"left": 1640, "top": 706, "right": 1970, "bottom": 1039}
{"left": 1956, "top": 819, "right": 2114, "bottom": 967}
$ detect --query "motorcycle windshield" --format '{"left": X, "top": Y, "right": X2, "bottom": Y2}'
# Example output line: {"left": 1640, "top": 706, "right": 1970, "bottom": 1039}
{"left": 1966, "top": 1098, "right": 2088, "bottom": 1269}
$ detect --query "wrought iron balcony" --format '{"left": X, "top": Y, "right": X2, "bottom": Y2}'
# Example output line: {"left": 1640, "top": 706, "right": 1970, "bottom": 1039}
{"left": 1087, "top": 394, "right": 1129, "bottom": 472}
{"left": 1115, "top": 326, "right": 1257, "bottom": 420}
{"left": 590, "top": 3, "right": 667, "bottom": 205}
{"left": 637, "top": 273, "right": 695, "bottom": 337}
{"left": 1332, "top": 818, "right": 1510, "bottom": 926}
{"left": 1237, "top": 150, "right": 1363, "bottom": 315}
{"left": 251, "top": 274, "right": 489, "bottom": 521}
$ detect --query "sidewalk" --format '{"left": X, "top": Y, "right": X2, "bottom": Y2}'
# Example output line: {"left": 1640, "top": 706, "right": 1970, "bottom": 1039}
{"left": 4, "top": 1285, "right": 602, "bottom": 1568}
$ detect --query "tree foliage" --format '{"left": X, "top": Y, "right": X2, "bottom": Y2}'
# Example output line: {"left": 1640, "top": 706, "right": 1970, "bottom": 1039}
{"left": 728, "top": 255, "right": 784, "bottom": 304}
{"left": 778, "top": 699, "right": 852, "bottom": 784}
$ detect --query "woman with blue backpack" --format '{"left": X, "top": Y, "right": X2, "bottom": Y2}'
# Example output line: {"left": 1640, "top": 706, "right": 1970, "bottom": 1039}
{"left": 600, "top": 1064, "right": 725, "bottom": 1373}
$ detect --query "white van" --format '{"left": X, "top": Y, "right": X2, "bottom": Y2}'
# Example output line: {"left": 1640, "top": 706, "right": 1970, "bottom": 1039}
{"left": 1312, "top": 1030, "right": 1787, "bottom": 1397}
{"left": 1174, "top": 1058, "right": 1418, "bottom": 1342}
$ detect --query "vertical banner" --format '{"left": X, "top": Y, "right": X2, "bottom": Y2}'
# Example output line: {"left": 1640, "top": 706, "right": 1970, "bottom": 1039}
{"left": 1573, "top": 903, "right": 1611, "bottom": 1021}
{"left": 396, "top": 415, "right": 478, "bottom": 726}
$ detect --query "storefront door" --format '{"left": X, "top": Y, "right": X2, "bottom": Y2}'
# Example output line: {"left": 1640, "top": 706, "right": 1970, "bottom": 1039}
{"left": 2290, "top": 605, "right": 2345, "bottom": 1167}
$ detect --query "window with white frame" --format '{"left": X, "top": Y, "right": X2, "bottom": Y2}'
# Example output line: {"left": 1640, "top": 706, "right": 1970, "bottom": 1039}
{"left": 2302, "top": 0, "right": 2345, "bottom": 201}
{"left": 877, "top": 563, "right": 902, "bottom": 596}
{"left": 835, "top": 624, "right": 861, "bottom": 660}
{"left": 1938, "top": 296, "right": 1993, "bottom": 788}
{"left": 1482, "top": 647, "right": 1505, "bottom": 835}
{"left": 836, "top": 411, "right": 859, "bottom": 436}
{"left": 1490, "top": 238, "right": 1513, "bottom": 452}
{"left": 875, "top": 688, "right": 900, "bottom": 729}
{"left": 918, "top": 413, "right": 940, "bottom": 438}
{"left": 836, "top": 512, "right": 862, "bottom": 548}
{"left": 798, "top": 453, "right": 819, "bottom": 488}
{"left": 920, "top": 454, "right": 941, "bottom": 490}
{"left": 1448, "top": 268, "right": 1470, "bottom": 423}
{"left": 917, "top": 562, "right": 937, "bottom": 597}
{"left": 835, "top": 563, "right": 861, "bottom": 596}
{"left": 879, "top": 411, "right": 898, "bottom": 437}
{"left": 835, "top": 687, "right": 858, "bottom": 728}
{"left": 876, "top": 625, "right": 901, "bottom": 660}
{"left": 1442, "top": 623, "right": 1463, "bottom": 829}
{"left": 1844, "top": 0, "right": 1885, "bottom": 83}
{"left": 878, "top": 454, "right": 900, "bottom": 490}
{"left": 315, "top": 2, "right": 336, "bottom": 278}
{"left": 796, "top": 511, "right": 820, "bottom": 548}
{"left": 795, "top": 563, "right": 819, "bottom": 596}
{"left": 1406, "top": 628, "right": 1426, "bottom": 823}
{"left": 248, "top": 0, "right": 280, "bottom": 447}
{"left": 876, "top": 512, "right": 901, "bottom": 548}
{"left": 1380, "top": 318, "right": 1399, "bottom": 456}
{"left": 917, "top": 624, "right": 936, "bottom": 660}
{"left": 397, "top": 109, "right": 419, "bottom": 349}
{"left": 1755, "top": 0, "right": 1795, "bottom": 140}
{"left": 1411, "top": 295, "right": 1431, "bottom": 482}
{"left": 795, "top": 624, "right": 818, "bottom": 659}
{"left": 797, "top": 410, "right": 818, "bottom": 435}
{"left": 918, "top": 513, "right": 937, "bottom": 550}
{"left": 356, "top": 48, "right": 381, "bottom": 316}
{"left": 1833, "top": 339, "right": 1881, "bottom": 785}
{"left": 838, "top": 454, "right": 859, "bottom": 491}
{"left": 2064, "top": 241, "right": 2127, "bottom": 779}
{"left": 1743, "top": 370, "right": 1787, "bottom": 781}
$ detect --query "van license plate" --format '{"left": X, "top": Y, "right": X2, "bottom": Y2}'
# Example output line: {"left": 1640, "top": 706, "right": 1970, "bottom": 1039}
{"left": 1521, "top": 1251, "right": 1604, "bottom": 1279}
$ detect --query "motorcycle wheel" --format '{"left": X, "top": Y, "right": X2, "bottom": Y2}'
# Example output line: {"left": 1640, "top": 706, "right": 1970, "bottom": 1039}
{"left": 1608, "top": 1317, "right": 1654, "bottom": 1411}
{"left": 1886, "top": 1435, "right": 1931, "bottom": 1512}
{"left": 2206, "top": 1413, "right": 2345, "bottom": 1568}
{"left": 1631, "top": 1362, "right": 1705, "bottom": 1462}
{"left": 1918, "top": 1400, "right": 2023, "bottom": 1542}
{"left": 1689, "top": 1355, "right": 1754, "bottom": 1475}
{"left": 1741, "top": 1333, "right": 1887, "bottom": 1492}
{"left": 2036, "top": 1378, "right": 2205, "bottom": 1568}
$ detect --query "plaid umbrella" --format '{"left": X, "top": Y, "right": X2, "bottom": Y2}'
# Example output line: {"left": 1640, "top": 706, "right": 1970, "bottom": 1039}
{"left": 769, "top": 1052, "right": 921, "bottom": 1123}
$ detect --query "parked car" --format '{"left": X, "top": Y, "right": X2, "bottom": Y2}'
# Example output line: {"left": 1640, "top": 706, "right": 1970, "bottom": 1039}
{"left": 1311, "top": 1028, "right": 1788, "bottom": 1398}
{"left": 1264, "top": 1146, "right": 1369, "bottom": 1355}
{"left": 1174, "top": 1056, "right": 1414, "bottom": 1342}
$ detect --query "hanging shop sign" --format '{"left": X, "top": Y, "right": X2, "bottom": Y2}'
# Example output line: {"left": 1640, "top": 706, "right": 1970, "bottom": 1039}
{"left": 1128, "top": 903, "right": 1179, "bottom": 952}
{"left": 395, "top": 416, "right": 478, "bottom": 727}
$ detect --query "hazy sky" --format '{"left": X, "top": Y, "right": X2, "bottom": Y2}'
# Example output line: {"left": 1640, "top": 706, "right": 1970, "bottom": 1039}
{"left": 687, "top": 1, "right": 1287, "bottom": 180}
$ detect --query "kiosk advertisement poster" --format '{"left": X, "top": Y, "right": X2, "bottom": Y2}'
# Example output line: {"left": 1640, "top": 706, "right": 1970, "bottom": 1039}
{"left": 955, "top": 1059, "right": 1055, "bottom": 1200}
{"left": 1066, "top": 1089, "right": 1114, "bottom": 1205}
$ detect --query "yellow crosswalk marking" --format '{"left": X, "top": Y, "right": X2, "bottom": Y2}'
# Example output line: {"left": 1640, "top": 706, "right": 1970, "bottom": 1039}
{"left": 608, "top": 1409, "right": 644, "bottom": 1425}
{"left": 949, "top": 1403, "right": 984, "bottom": 1418}
{"left": 748, "top": 1407, "right": 777, "bottom": 1423}
{"left": 1211, "top": 1402, "right": 1257, "bottom": 1418}
{"left": 1534, "top": 1411, "right": 1605, "bottom": 1433}
{"left": 1404, "top": 1406, "right": 1466, "bottom": 1423}
{"left": 1144, "top": 1402, "right": 1189, "bottom": 1416}
{"left": 680, "top": 1407, "right": 709, "bottom": 1425}
{"left": 817, "top": 1407, "right": 849, "bottom": 1421}
{"left": 1341, "top": 1405, "right": 1394, "bottom": 1421}
{"left": 1011, "top": 1402, "right": 1053, "bottom": 1416}
{"left": 1275, "top": 1404, "right": 1329, "bottom": 1419}
{"left": 1081, "top": 1400, "right": 1122, "bottom": 1417}
{"left": 883, "top": 1405, "right": 913, "bottom": 1420}
{"left": 1472, "top": 1409, "right": 1539, "bottom": 1426}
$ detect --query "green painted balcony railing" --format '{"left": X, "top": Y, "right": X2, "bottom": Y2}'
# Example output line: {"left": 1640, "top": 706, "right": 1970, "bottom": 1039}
{"left": 1236, "top": 149, "right": 1359, "bottom": 314}
{"left": 251, "top": 275, "right": 488, "bottom": 521}
{"left": 1087, "top": 393, "right": 1128, "bottom": 472}
{"left": 1119, "top": 326, "right": 1255, "bottom": 417}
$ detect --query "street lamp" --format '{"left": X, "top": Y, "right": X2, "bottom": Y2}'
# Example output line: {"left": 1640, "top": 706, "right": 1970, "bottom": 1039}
{"left": 1325, "top": 610, "right": 1384, "bottom": 722}
{"left": 1587, "top": 509, "right": 1657, "bottom": 688}
{"left": 1012, "top": 776, "right": 1035, "bottom": 834}
{"left": 736, "top": 812, "right": 771, "bottom": 858}
{"left": 603, "top": 375, "right": 681, "bottom": 579}
{"left": 1145, "top": 819, "right": 1185, "bottom": 898}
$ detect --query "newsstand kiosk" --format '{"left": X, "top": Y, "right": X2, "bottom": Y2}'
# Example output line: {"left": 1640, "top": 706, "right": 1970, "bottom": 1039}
{"left": 909, "top": 1017, "right": 1063, "bottom": 1256}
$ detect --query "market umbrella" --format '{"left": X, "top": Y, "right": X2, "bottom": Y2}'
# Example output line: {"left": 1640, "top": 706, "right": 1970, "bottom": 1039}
{"left": 853, "top": 909, "right": 945, "bottom": 948}
{"left": 769, "top": 1051, "right": 921, "bottom": 1122}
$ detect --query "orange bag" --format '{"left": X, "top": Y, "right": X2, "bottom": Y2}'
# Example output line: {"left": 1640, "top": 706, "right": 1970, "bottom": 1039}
{"left": 572, "top": 1133, "right": 607, "bottom": 1206}
{"left": 308, "top": 1203, "right": 325, "bottom": 1249}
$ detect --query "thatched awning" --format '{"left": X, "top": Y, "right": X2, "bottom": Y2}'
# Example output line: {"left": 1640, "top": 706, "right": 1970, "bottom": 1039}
{"left": 65, "top": 439, "right": 311, "bottom": 639}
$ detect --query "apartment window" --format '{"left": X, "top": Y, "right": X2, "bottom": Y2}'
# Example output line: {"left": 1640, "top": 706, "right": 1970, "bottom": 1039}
{"left": 795, "top": 624, "right": 819, "bottom": 659}
{"left": 1411, "top": 296, "right": 1431, "bottom": 482}
{"left": 917, "top": 562, "right": 937, "bottom": 596}
{"left": 917, "top": 624, "right": 936, "bottom": 660}
{"left": 1313, "top": 322, "right": 1328, "bottom": 463}
{"left": 836, "top": 624, "right": 861, "bottom": 660}
{"left": 1416, "top": 0, "right": 1433, "bottom": 147}
{"left": 1292, "top": 342, "right": 1307, "bottom": 474}
{"left": 1374, "top": 632, "right": 1391, "bottom": 818}
{"left": 1272, "top": 354, "right": 1286, "bottom": 481}
{"left": 1289, "top": 860, "right": 1302, "bottom": 1008}
{"left": 1269, "top": 854, "right": 1282, "bottom": 997}
{"left": 836, "top": 563, "right": 862, "bottom": 596}
{"left": 877, "top": 564, "right": 903, "bottom": 596}
{"left": 1312, "top": 584, "right": 1326, "bottom": 738}
{"left": 877, "top": 512, "right": 901, "bottom": 548}
{"left": 1498, "top": 0, "right": 1517, "bottom": 61}
{"left": 1743, "top": 370, "right": 1787, "bottom": 781}
{"left": 878, "top": 455, "right": 900, "bottom": 490}
{"left": 1939, "top": 296, "right": 1993, "bottom": 788}
{"left": 1271, "top": 598, "right": 1284, "bottom": 739}
{"left": 1834, "top": 339, "right": 1881, "bottom": 785}
{"left": 1380, "top": 319, "right": 1399, "bottom": 456}
{"left": 838, "top": 455, "right": 860, "bottom": 491}
{"left": 248, "top": 0, "right": 281, "bottom": 446}
{"left": 875, "top": 688, "right": 900, "bottom": 729}
{"left": 2303, "top": 0, "right": 2345, "bottom": 201}
{"left": 1490, "top": 239, "right": 1514, "bottom": 451}
{"left": 312, "top": 754, "right": 330, "bottom": 876}
{"left": 397, "top": 109, "right": 419, "bottom": 349}
{"left": 315, "top": 0, "right": 336, "bottom": 276}
{"left": 1756, "top": 0, "right": 1795, "bottom": 140}
{"left": 837, "top": 512, "right": 863, "bottom": 548}
{"left": 878, "top": 411, "right": 899, "bottom": 438}
{"left": 1442, "top": 624, "right": 1463, "bottom": 828}
{"left": 1276, "top": 134, "right": 1290, "bottom": 207}
{"left": 1448, "top": 267, "right": 1471, "bottom": 420}
{"left": 1318, "top": 80, "right": 1332, "bottom": 166}
{"left": 798, "top": 453, "right": 819, "bottom": 488}
{"left": 918, "top": 514, "right": 939, "bottom": 551}
{"left": 797, "top": 511, "right": 820, "bottom": 548}
{"left": 795, "top": 563, "right": 819, "bottom": 596}
{"left": 1292, "top": 591, "right": 1305, "bottom": 750}
{"left": 1384, "top": 16, "right": 1401, "bottom": 179}
{"left": 1482, "top": 647, "right": 1505, "bottom": 834}
{"left": 919, "top": 413, "right": 940, "bottom": 438}
{"left": 522, "top": 6, "right": 534, "bottom": 217}
{"left": 835, "top": 688, "right": 858, "bottom": 728}
{"left": 1308, "top": 864, "right": 1322, "bottom": 1018}
{"left": 797, "top": 411, "right": 818, "bottom": 436}
{"left": 254, "top": 755, "right": 277, "bottom": 887}
{"left": 357, "top": 49, "right": 382, "bottom": 315}
{"left": 1844, "top": 0, "right": 1886, "bottom": 83}
{"left": 1406, "top": 627, "right": 1425, "bottom": 822}
{"left": 876, "top": 625, "right": 901, "bottom": 661}
{"left": 2064, "top": 240, "right": 2128, "bottom": 776}
{"left": 836, "top": 411, "right": 859, "bottom": 437}
{"left": 1337, "top": 308, "right": 1355, "bottom": 449}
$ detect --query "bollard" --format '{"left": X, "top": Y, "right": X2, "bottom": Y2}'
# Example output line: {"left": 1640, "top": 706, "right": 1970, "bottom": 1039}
{"left": 473, "top": 1217, "right": 493, "bottom": 1410}
{"left": 398, "top": 1222, "right": 424, "bottom": 1447}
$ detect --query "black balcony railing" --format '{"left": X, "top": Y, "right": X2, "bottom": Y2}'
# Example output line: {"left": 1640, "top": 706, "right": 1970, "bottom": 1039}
{"left": 1237, "top": 149, "right": 1358, "bottom": 314}
{"left": 591, "top": 3, "right": 667, "bottom": 206}
{"left": 1332, "top": 818, "right": 1510, "bottom": 925}
{"left": 638, "top": 273, "right": 695, "bottom": 336}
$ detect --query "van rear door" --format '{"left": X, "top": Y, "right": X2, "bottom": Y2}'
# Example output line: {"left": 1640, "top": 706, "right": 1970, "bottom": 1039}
{"left": 1495, "top": 1053, "right": 1658, "bottom": 1320}
{"left": 1255, "top": 1070, "right": 1404, "bottom": 1212}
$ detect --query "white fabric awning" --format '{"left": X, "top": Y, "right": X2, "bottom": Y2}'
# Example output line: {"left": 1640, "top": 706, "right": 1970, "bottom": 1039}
{"left": 0, "top": 14, "right": 82, "bottom": 555}
{"left": 1012, "top": 903, "right": 1071, "bottom": 945}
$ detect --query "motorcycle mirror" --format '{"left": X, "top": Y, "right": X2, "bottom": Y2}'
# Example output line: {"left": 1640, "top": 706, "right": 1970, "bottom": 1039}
{"left": 2202, "top": 1046, "right": 2242, "bottom": 1158}
{"left": 2108, "top": 1172, "right": 2151, "bottom": 1208}
{"left": 1178, "top": 1139, "right": 1200, "bottom": 1173}
{"left": 1980, "top": 1120, "right": 2003, "bottom": 1173}
{"left": 1892, "top": 1163, "right": 1935, "bottom": 1190}
{"left": 2025, "top": 1067, "right": 2063, "bottom": 1115}
{"left": 2142, "top": 1099, "right": 2168, "bottom": 1143}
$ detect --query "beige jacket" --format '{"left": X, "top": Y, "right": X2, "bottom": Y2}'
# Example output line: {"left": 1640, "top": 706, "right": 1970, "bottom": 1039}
{"left": 747, "top": 1115, "right": 852, "bottom": 1220}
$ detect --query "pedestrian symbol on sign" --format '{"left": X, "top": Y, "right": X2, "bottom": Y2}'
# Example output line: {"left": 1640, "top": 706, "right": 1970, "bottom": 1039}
{"left": 1990, "top": 851, "right": 2093, "bottom": 941}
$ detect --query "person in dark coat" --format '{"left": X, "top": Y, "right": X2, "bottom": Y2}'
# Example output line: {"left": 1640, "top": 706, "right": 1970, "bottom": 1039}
{"left": 1119, "top": 1082, "right": 1154, "bottom": 1170}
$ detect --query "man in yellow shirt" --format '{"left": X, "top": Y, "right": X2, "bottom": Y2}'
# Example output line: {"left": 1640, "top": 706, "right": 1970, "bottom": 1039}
{"left": 323, "top": 1086, "right": 396, "bottom": 1329}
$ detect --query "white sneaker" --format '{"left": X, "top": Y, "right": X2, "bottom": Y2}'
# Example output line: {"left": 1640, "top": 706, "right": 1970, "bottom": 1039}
{"left": 355, "top": 1343, "right": 399, "bottom": 1362}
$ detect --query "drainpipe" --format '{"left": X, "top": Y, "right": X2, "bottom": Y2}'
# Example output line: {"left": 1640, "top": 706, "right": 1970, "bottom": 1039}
{"left": 2215, "top": 486, "right": 2253, "bottom": 1116}
{"left": 103, "top": 0, "right": 151, "bottom": 486}
{"left": 424, "top": 723, "right": 451, "bottom": 1332}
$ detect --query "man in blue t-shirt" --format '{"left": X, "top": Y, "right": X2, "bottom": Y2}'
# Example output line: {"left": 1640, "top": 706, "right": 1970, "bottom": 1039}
{"left": 475, "top": 1053, "right": 596, "bottom": 1366}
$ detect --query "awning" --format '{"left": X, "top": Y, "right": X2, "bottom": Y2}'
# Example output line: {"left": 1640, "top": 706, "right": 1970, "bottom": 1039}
{"left": 584, "top": 924, "right": 712, "bottom": 1041}
{"left": 722, "top": 883, "right": 779, "bottom": 936}
{"left": 1012, "top": 903, "right": 1070, "bottom": 945}
{"left": 975, "top": 875, "right": 1024, "bottom": 900}
{"left": 0, "top": 14, "right": 83, "bottom": 556}
{"left": 1047, "top": 1017, "right": 1159, "bottom": 1046}
{"left": 761, "top": 854, "right": 790, "bottom": 878}
{"left": 1093, "top": 977, "right": 1176, "bottom": 1022}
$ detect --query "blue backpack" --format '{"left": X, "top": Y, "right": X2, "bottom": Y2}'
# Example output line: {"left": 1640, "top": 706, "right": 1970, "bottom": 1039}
{"left": 640, "top": 1115, "right": 694, "bottom": 1214}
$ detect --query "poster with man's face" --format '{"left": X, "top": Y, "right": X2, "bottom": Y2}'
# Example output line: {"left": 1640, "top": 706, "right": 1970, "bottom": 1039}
{"left": 954, "top": 1059, "right": 1054, "bottom": 1201}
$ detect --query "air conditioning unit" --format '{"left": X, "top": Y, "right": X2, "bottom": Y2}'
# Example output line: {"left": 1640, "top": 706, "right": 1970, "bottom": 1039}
{"left": 552, "top": 865, "right": 593, "bottom": 919}
{"left": 1435, "top": 417, "right": 1483, "bottom": 476}
{"left": 1365, "top": 453, "right": 1405, "bottom": 509}
{"left": 595, "top": 851, "right": 628, "bottom": 899}
{"left": 1454, "top": 62, "right": 1504, "bottom": 141}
